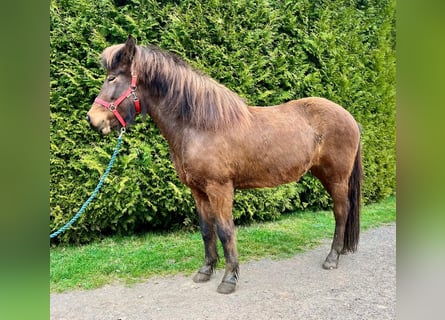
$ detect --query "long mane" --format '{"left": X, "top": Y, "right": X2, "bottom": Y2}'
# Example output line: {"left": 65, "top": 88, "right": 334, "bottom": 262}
{"left": 101, "top": 44, "right": 252, "bottom": 131}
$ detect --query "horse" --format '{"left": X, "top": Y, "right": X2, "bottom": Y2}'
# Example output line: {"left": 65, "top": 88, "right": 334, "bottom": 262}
{"left": 87, "top": 35, "right": 362, "bottom": 294}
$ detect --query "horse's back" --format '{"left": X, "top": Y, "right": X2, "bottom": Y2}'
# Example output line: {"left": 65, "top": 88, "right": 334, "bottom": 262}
{"left": 250, "top": 96, "right": 360, "bottom": 146}
{"left": 272, "top": 97, "right": 357, "bottom": 127}
{"left": 249, "top": 97, "right": 360, "bottom": 172}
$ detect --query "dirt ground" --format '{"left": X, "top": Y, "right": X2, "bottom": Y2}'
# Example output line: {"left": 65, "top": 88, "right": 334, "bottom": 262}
{"left": 50, "top": 224, "right": 396, "bottom": 320}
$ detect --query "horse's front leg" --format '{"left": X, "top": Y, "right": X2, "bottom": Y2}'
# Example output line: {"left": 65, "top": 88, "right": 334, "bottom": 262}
{"left": 191, "top": 188, "right": 219, "bottom": 283}
{"left": 206, "top": 181, "right": 239, "bottom": 294}
{"left": 215, "top": 218, "right": 239, "bottom": 294}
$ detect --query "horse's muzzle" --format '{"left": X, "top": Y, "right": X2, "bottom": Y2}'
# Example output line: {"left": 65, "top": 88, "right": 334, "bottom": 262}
{"left": 86, "top": 111, "right": 111, "bottom": 135}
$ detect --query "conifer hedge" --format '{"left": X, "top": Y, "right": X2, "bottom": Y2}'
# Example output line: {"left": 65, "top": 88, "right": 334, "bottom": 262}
{"left": 50, "top": 0, "right": 395, "bottom": 243}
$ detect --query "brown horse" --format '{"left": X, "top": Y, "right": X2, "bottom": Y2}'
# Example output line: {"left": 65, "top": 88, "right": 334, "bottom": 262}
{"left": 87, "top": 35, "right": 362, "bottom": 294}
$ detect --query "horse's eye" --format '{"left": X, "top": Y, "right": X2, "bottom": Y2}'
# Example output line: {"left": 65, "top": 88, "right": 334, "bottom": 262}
{"left": 108, "top": 76, "right": 116, "bottom": 82}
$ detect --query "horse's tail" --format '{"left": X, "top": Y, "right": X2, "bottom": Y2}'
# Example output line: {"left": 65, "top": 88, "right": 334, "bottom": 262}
{"left": 343, "top": 143, "right": 363, "bottom": 253}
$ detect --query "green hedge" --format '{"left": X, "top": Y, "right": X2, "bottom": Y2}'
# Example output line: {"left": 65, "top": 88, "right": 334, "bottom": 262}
{"left": 50, "top": 0, "right": 395, "bottom": 244}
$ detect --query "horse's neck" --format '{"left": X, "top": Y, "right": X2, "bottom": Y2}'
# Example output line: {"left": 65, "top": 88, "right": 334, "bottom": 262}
{"left": 143, "top": 93, "right": 185, "bottom": 147}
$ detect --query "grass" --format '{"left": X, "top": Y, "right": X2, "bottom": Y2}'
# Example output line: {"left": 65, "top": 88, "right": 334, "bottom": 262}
{"left": 50, "top": 196, "right": 396, "bottom": 293}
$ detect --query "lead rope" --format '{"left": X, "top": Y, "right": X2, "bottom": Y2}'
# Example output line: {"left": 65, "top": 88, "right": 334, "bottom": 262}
{"left": 50, "top": 128, "right": 125, "bottom": 239}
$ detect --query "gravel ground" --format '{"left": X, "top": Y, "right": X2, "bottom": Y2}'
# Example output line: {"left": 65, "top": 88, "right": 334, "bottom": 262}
{"left": 51, "top": 223, "right": 396, "bottom": 320}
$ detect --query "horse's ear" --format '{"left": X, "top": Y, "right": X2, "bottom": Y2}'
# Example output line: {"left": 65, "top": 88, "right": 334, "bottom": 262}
{"left": 122, "top": 35, "right": 136, "bottom": 66}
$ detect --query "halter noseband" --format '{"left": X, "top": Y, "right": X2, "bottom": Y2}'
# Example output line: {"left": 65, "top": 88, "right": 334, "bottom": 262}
{"left": 94, "top": 75, "right": 141, "bottom": 128}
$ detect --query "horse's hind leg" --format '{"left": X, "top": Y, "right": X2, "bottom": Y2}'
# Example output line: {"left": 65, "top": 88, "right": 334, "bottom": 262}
{"left": 312, "top": 143, "right": 362, "bottom": 269}
{"left": 312, "top": 165, "right": 350, "bottom": 269}
{"left": 191, "top": 188, "right": 219, "bottom": 283}
{"left": 322, "top": 181, "right": 349, "bottom": 269}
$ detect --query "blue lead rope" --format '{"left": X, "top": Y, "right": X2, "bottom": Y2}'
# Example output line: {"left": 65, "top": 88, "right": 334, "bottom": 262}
{"left": 50, "top": 129, "right": 125, "bottom": 239}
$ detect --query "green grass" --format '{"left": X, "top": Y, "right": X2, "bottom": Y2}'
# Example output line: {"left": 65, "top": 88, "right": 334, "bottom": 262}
{"left": 50, "top": 196, "right": 396, "bottom": 293}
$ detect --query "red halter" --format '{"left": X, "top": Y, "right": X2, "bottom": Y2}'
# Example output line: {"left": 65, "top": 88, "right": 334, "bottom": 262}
{"left": 94, "top": 75, "right": 141, "bottom": 128}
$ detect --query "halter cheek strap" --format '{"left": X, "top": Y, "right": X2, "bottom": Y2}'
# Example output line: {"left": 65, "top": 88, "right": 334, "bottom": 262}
{"left": 94, "top": 75, "right": 140, "bottom": 128}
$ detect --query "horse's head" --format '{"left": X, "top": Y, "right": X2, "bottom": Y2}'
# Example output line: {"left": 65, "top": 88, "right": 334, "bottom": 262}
{"left": 87, "top": 35, "right": 140, "bottom": 134}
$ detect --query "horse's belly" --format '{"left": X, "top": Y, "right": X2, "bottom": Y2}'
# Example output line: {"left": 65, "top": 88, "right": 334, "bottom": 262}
{"left": 234, "top": 163, "right": 310, "bottom": 189}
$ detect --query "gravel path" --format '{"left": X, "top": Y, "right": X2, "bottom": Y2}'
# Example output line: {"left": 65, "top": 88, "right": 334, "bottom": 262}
{"left": 51, "top": 224, "right": 396, "bottom": 320}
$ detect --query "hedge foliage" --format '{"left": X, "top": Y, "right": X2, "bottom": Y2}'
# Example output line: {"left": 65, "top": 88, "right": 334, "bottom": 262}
{"left": 50, "top": 0, "right": 396, "bottom": 244}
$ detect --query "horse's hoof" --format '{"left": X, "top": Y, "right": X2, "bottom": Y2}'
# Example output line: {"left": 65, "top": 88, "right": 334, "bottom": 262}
{"left": 322, "top": 260, "right": 338, "bottom": 270}
{"left": 192, "top": 265, "right": 214, "bottom": 283}
{"left": 193, "top": 271, "right": 212, "bottom": 283}
{"left": 217, "top": 280, "right": 237, "bottom": 294}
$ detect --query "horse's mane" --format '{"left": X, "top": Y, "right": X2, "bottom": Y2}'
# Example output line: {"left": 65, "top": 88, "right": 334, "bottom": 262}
{"left": 101, "top": 44, "right": 252, "bottom": 131}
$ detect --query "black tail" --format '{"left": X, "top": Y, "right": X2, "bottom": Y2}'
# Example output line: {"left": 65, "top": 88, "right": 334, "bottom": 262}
{"left": 343, "top": 144, "right": 362, "bottom": 252}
